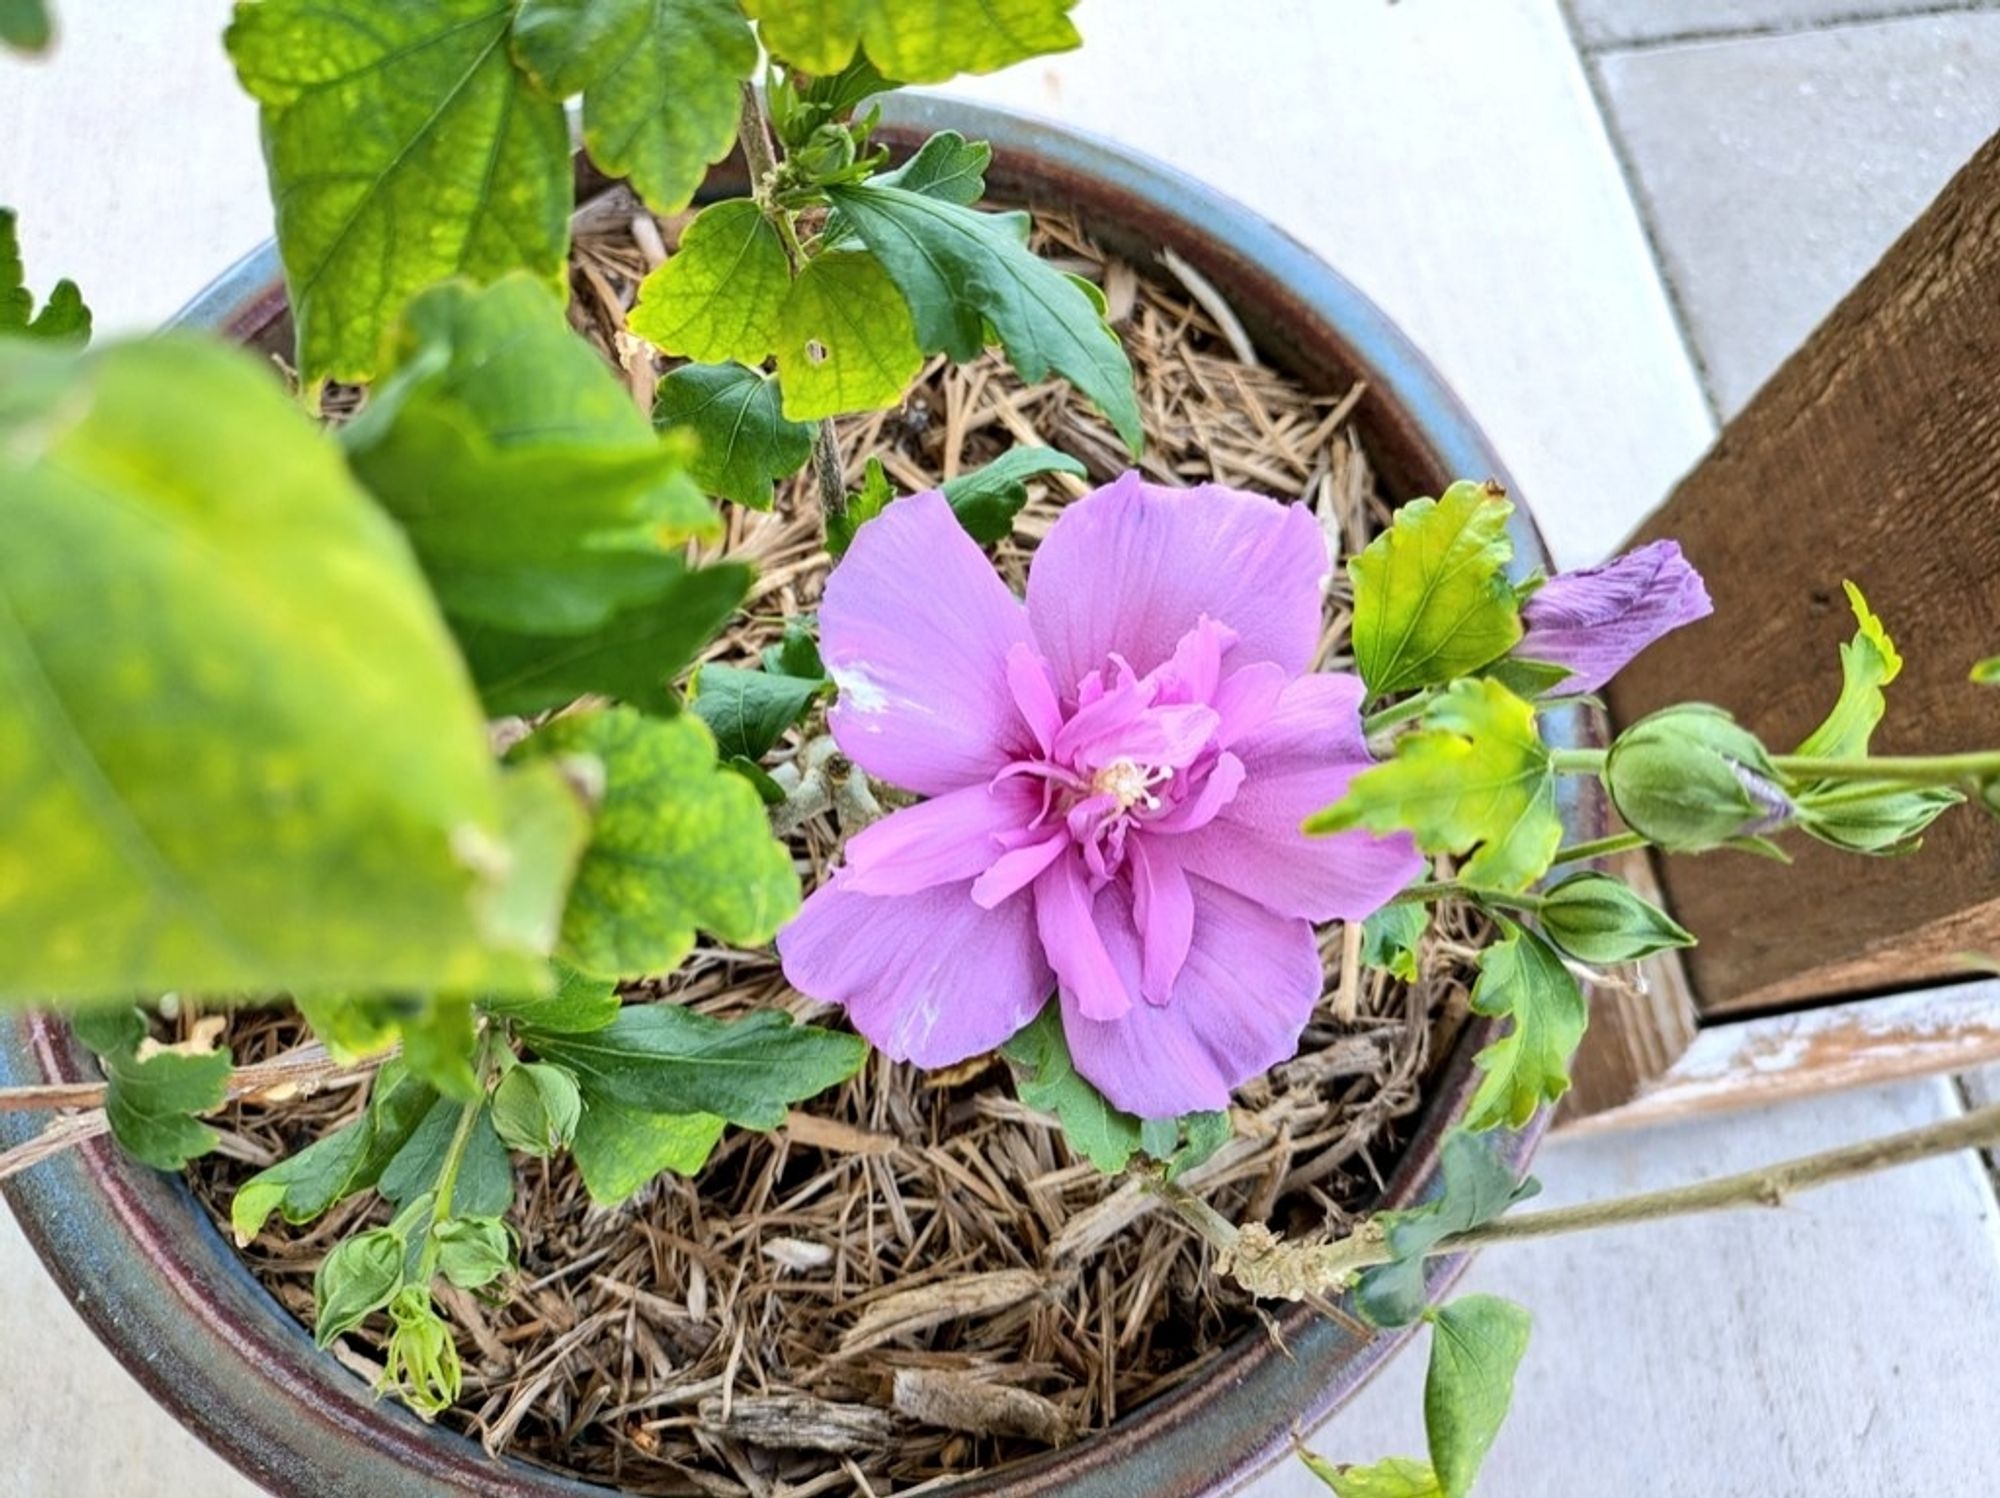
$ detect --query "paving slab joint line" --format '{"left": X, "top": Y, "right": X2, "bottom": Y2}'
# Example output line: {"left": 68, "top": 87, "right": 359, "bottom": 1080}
{"left": 1569, "top": 0, "right": 2000, "bottom": 57}
{"left": 1555, "top": 2, "right": 1729, "bottom": 426}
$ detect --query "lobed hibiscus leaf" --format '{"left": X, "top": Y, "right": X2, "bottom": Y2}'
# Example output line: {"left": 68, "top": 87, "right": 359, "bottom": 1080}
{"left": 70, "top": 1007, "right": 233, "bottom": 1171}
{"left": 823, "top": 182, "right": 1142, "bottom": 450}
{"left": 827, "top": 455, "right": 896, "bottom": 559}
{"left": 511, "top": 707, "right": 800, "bottom": 978}
{"left": 522, "top": 1003, "right": 866, "bottom": 1129}
{"left": 1, "top": 208, "right": 89, "bottom": 343}
{"left": 821, "top": 130, "right": 992, "bottom": 249}
{"left": 479, "top": 963, "right": 625, "bottom": 1035}
{"left": 378, "top": 1096, "right": 516, "bottom": 1215}
{"left": 691, "top": 662, "right": 829, "bottom": 763}
{"left": 0, "top": 336, "right": 578, "bottom": 1005}
{"left": 225, "top": 0, "right": 571, "bottom": 386}
{"left": 1360, "top": 903, "right": 1428, "bottom": 983}
{"left": 773, "top": 249, "right": 925, "bottom": 419}
{"left": 1308, "top": 678, "right": 1562, "bottom": 893}
{"left": 940, "top": 445, "right": 1087, "bottom": 543}
{"left": 569, "top": 1098, "right": 726, "bottom": 1204}
{"left": 1461, "top": 923, "right": 1589, "bottom": 1133}
{"left": 1003, "top": 1003, "right": 1141, "bottom": 1174}
{"left": 1355, "top": 1130, "right": 1537, "bottom": 1329}
{"left": 654, "top": 362, "right": 817, "bottom": 509}
{"left": 1350, "top": 483, "right": 1523, "bottom": 698}
{"left": 742, "top": 0, "right": 1080, "bottom": 81}
{"left": 511, "top": 0, "right": 757, "bottom": 215}
{"left": 1300, "top": 1454, "right": 1444, "bottom": 1498}
{"left": 629, "top": 199, "right": 792, "bottom": 367}
{"left": 231, "top": 1061, "right": 437, "bottom": 1242}
{"left": 1423, "top": 1295, "right": 1531, "bottom": 1498}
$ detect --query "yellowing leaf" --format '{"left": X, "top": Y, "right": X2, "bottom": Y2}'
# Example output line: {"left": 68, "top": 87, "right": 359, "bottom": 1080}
{"left": 0, "top": 337, "right": 574, "bottom": 1004}
{"left": 629, "top": 199, "right": 791, "bottom": 366}
{"left": 226, "top": 0, "right": 571, "bottom": 385}
{"left": 1309, "top": 678, "right": 1560, "bottom": 893}
{"left": 1462, "top": 923, "right": 1588, "bottom": 1132}
{"left": 1796, "top": 580, "right": 1902, "bottom": 761}
{"left": 512, "top": 0, "right": 759, "bottom": 215}
{"left": 1350, "top": 483, "right": 1523, "bottom": 698}
{"left": 775, "top": 251, "right": 924, "bottom": 420}
{"left": 512, "top": 707, "right": 800, "bottom": 978}
{"left": 1300, "top": 1454, "right": 1443, "bottom": 1498}
{"left": 744, "top": 0, "right": 1080, "bottom": 82}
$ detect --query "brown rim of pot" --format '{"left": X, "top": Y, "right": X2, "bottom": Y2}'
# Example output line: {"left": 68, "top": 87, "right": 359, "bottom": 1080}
{"left": 0, "top": 95, "right": 1601, "bottom": 1498}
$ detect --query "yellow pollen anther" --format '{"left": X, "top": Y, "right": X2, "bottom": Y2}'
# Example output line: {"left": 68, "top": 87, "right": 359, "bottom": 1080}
{"left": 1092, "top": 757, "right": 1170, "bottom": 811}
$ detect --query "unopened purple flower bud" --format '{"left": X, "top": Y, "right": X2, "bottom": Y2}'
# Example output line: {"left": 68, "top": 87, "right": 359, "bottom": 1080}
{"left": 1518, "top": 541, "right": 1713, "bottom": 694}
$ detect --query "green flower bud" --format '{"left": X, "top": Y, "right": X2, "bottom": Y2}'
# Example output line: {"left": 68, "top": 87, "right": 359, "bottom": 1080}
{"left": 793, "top": 122, "right": 857, "bottom": 180}
{"left": 490, "top": 1062, "right": 582, "bottom": 1157}
{"left": 313, "top": 1227, "right": 405, "bottom": 1346}
{"left": 379, "top": 1287, "right": 462, "bottom": 1418}
{"left": 433, "top": 1215, "right": 514, "bottom": 1291}
{"left": 1798, "top": 784, "right": 1961, "bottom": 856}
{"left": 1537, "top": 873, "right": 1694, "bottom": 965}
{"left": 1604, "top": 705, "right": 1794, "bottom": 852}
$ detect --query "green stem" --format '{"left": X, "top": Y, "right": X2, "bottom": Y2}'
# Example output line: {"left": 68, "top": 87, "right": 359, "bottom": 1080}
{"left": 1363, "top": 689, "right": 1436, "bottom": 737}
{"left": 1772, "top": 751, "right": 2000, "bottom": 786}
{"left": 736, "top": 81, "right": 846, "bottom": 521}
{"left": 1550, "top": 748, "right": 1608, "bottom": 775}
{"left": 418, "top": 1094, "right": 485, "bottom": 1277}
{"left": 1389, "top": 879, "right": 1542, "bottom": 914}
{"left": 1549, "top": 830, "right": 1650, "bottom": 866}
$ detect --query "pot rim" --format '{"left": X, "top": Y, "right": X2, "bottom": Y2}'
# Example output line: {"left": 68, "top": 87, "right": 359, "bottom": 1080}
{"left": 0, "top": 93, "right": 1589, "bottom": 1498}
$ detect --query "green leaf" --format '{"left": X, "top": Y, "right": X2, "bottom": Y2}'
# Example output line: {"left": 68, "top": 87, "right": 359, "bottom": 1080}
{"left": 343, "top": 276, "right": 721, "bottom": 639}
{"left": 379, "top": 1099, "right": 516, "bottom": 1216}
{"left": 455, "top": 561, "right": 751, "bottom": 718}
{"left": 1350, "top": 483, "right": 1523, "bottom": 698}
{"left": 1972, "top": 655, "right": 2000, "bottom": 685}
{"left": 630, "top": 199, "right": 791, "bottom": 366}
{"left": 743, "top": 0, "right": 1080, "bottom": 81}
{"left": 490, "top": 1061, "right": 583, "bottom": 1155}
{"left": 1355, "top": 1131, "right": 1537, "bottom": 1328}
{"left": 774, "top": 250, "right": 925, "bottom": 420}
{"left": 1, "top": 208, "right": 89, "bottom": 343}
{"left": 512, "top": 707, "right": 801, "bottom": 977}
{"left": 1361, "top": 903, "right": 1428, "bottom": 983}
{"left": 314, "top": 1227, "right": 406, "bottom": 1345}
{"left": 72, "top": 1007, "right": 233, "bottom": 1171}
{"left": 761, "top": 616, "right": 825, "bottom": 679}
{"left": 1462, "top": 924, "right": 1589, "bottom": 1133}
{"left": 1300, "top": 1454, "right": 1443, "bottom": 1498}
{"left": 876, "top": 130, "right": 992, "bottom": 203}
{"left": 291, "top": 991, "right": 403, "bottom": 1066}
{"left": 655, "top": 362, "right": 816, "bottom": 509}
{"left": 940, "top": 445, "right": 1086, "bottom": 543}
{"left": 225, "top": 0, "right": 571, "bottom": 385}
{"left": 230, "top": 1064, "right": 437, "bottom": 1242}
{"left": 569, "top": 1098, "right": 726, "bottom": 1204}
{"left": 397, "top": 994, "right": 482, "bottom": 1103}
{"left": 1309, "top": 678, "right": 1560, "bottom": 894}
{"left": 0, "top": 0, "right": 52, "bottom": 52}
{"left": 691, "top": 662, "right": 828, "bottom": 762}
{"left": 1159, "top": 1109, "right": 1232, "bottom": 1182}
{"left": 1424, "top": 1295, "right": 1531, "bottom": 1498}
{"left": 823, "top": 183, "right": 1142, "bottom": 450}
{"left": 524, "top": 1003, "right": 866, "bottom": 1128}
{"left": 433, "top": 1215, "right": 514, "bottom": 1289}
{"left": 1002, "top": 1002, "right": 1141, "bottom": 1173}
{"left": 479, "top": 962, "right": 624, "bottom": 1034}
{"left": 1797, "top": 581, "right": 1901, "bottom": 761}
{"left": 827, "top": 455, "right": 895, "bottom": 559}
{"left": 0, "top": 334, "right": 582, "bottom": 1005}
{"left": 1536, "top": 873, "right": 1694, "bottom": 966}
{"left": 511, "top": 0, "right": 757, "bottom": 215}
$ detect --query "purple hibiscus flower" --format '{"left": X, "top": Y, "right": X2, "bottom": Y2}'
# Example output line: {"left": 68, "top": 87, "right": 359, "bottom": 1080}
{"left": 777, "top": 473, "right": 1423, "bottom": 1119}
{"left": 1517, "top": 540, "right": 1713, "bottom": 694}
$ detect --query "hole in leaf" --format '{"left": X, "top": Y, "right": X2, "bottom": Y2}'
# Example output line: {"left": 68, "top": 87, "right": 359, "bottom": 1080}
{"left": 805, "top": 339, "right": 829, "bottom": 365}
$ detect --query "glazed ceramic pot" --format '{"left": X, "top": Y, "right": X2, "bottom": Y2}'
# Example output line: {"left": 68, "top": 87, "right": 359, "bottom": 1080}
{"left": 0, "top": 96, "right": 1595, "bottom": 1498}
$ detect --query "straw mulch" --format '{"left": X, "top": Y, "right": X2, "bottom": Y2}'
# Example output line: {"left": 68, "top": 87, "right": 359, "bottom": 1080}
{"left": 186, "top": 199, "right": 1482, "bottom": 1496}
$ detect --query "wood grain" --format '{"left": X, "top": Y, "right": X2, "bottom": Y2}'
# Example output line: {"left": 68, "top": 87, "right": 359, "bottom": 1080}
{"left": 1606, "top": 127, "right": 2000, "bottom": 1014}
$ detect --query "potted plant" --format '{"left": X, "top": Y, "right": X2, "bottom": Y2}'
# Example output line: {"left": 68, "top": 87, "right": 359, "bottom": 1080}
{"left": 6, "top": 5, "right": 2000, "bottom": 1498}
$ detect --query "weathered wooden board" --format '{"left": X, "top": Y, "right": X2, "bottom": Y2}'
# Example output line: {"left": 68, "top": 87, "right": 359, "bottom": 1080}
{"left": 1605, "top": 128, "right": 2000, "bottom": 1015}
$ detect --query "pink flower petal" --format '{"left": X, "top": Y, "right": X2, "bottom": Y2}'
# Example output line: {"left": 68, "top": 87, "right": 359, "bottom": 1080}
{"left": 1172, "top": 673, "right": 1424, "bottom": 920}
{"left": 971, "top": 830, "right": 1069, "bottom": 909}
{"left": 1147, "top": 751, "right": 1245, "bottom": 834}
{"left": 841, "top": 778, "right": 1041, "bottom": 897}
{"left": 1062, "top": 876, "right": 1323, "bottom": 1117}
{"left": 1034, "top": 852, "right": 1135, "bottom": 1022}
{"left": 824, "top": 491, "right": 1038, "bottom": 795}
{"left": 1026, "top": 474, "right": 1329, "bottom": 695}
{"left": 1005, "top": 643, "right": 1063, "bottom": 755}
{"left": 1129, "top": 839, "right": 1194, "bottom": 1006}
{"left": 777, "top": 874, "right": 1051, "bottom": 1067}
